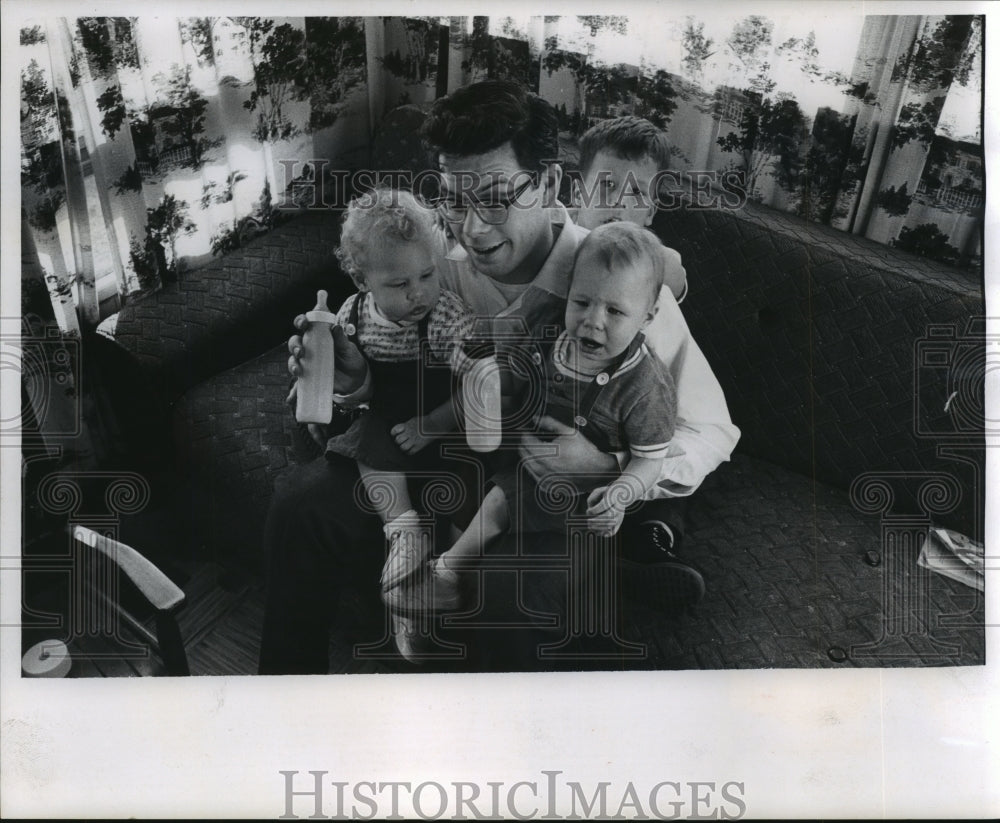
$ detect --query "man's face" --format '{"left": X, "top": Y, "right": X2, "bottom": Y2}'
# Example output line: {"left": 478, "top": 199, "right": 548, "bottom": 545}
{"left": 565, "top": 250, "right": 657, "bottom": 366}
{"left": 574, "top": 150, "right": 659, "bottom": 231}
{"left": 438, "top": 143, "right": 558, "bottom": 283}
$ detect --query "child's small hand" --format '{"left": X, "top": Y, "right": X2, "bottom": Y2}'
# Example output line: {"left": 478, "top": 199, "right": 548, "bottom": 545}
{"left": 392, "top": 417, "right": 434, "bottom": 454}
{"left": 585, "top": 485, "right": 627, "bottom": 536}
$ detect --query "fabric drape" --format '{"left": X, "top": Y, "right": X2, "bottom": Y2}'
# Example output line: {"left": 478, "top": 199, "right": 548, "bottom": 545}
{"left": 20, "top": 14, "right": 984, "bottom": 332}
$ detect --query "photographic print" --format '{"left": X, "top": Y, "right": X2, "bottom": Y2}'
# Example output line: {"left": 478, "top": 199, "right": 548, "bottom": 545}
{"left": 2, "top": 1, "right": 996, "bottom": 818}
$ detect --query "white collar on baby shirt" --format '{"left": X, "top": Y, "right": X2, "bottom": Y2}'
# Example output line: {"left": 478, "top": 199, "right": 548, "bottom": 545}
{"left": 365, "top": 292, "right": 421, "bottom": 329}
{"left": 552, "top": 330, "right": 646, "bottom": 381}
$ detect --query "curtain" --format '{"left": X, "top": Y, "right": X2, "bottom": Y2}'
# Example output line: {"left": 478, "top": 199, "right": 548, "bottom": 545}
{"left": 20, "top": 16, "right": 370, "bottom": 334}
{"left": 20, "top": 14, "right": 984, "bottom": 333}
{"left": 370, "top": 14, "right": 983, "bottom": 266}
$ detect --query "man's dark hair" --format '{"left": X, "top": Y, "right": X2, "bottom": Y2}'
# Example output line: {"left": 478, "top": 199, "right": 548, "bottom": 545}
{"left": 421, "top": 80, "right": 559, "bottom": 176}
{"left": 578, "top": 116, "right": 672, "bottom": 175}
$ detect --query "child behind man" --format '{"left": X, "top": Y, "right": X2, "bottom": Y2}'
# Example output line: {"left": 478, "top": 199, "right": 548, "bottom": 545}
{"left": 385, "top": 221, "right": 679, "bottom": 617}
{"left": 573, "top": 115, "right": 688, "bottom": 304}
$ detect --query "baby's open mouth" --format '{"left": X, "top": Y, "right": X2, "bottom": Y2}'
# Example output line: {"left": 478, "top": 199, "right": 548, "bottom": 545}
{"left": 578, "top": 337, "right": 602, "bottom": 352}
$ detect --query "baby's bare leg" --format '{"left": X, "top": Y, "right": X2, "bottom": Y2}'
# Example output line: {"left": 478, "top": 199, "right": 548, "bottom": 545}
{"left": 381, "top": 487, "right": 510, "bottom": 617}
{"left": 357, "top": 462, "right": 413, "bottom": 523}
{"left": 438, "top": 485, "right": 510, "bottom": 570}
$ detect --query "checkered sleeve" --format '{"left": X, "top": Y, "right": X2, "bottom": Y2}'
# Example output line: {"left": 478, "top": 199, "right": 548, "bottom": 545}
{"left": 428, "top": 290, "right": 477, "bottom": 370}
{"left": 335, "top": 293, "right": 359, "bottom": 329}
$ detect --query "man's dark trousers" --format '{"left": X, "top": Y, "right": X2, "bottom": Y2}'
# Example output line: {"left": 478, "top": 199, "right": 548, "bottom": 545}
{"left": 258, "top": 454, "right": 573, "bottom": 674}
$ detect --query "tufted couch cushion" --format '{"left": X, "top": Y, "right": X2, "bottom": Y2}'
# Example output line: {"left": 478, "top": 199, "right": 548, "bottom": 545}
{"left": 654, "top": 201, "right": 984, "bottom": 535}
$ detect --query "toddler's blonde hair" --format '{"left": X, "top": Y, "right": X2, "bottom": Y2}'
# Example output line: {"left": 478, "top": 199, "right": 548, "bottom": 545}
{"left": 335, "top": 187, "right": 435, "bottom": 285}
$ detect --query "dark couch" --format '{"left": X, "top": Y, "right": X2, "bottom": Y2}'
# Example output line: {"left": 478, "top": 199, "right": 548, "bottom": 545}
{"left": 94, "top": 193, "right": 986, "bottom": 669}
{"left": 655, "top": 200, "right": 985, "bottom": 535}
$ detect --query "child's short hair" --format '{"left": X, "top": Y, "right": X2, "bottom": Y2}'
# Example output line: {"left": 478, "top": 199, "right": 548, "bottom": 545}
{"left": 578, "top": 116, "right": 671, "bottom": 176}
{"left": 575, "top": 222, "right": 665, "bottom": 304}
{"left": 335, "top": 187, "right": 434, "bottom": 283}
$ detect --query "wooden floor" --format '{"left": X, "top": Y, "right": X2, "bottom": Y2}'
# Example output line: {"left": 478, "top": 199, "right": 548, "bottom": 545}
{"left": 21, "top": 557, "right": 398, "bottom": 677}
{"left": 21, "top": 559, "right": 262, "bottom": 677}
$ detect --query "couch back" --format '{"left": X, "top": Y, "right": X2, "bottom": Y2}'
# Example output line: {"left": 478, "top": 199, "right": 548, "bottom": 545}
{"left": 653, "top": 201, "right": 984, "bottom": 534}
{"left": 112, "top": 210, "right": 351, "bottom": 403}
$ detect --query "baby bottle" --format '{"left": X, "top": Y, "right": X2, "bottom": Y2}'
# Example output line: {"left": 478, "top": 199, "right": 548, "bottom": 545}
{"left": 462, "top": 340, "right": 502, "bottom": 452}
{"left": 295, "top": 290, "right": 338, "bottom": 424}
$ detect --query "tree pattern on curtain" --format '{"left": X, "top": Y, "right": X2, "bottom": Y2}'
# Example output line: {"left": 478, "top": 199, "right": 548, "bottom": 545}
{"left": 21, "top": 13, "right": 984, "bottom": 332}
{"left": 373, "top": 14, "right": 983, "bottom": 273}
{"left": 20, "top": 16, "right": 369, "bottom": 333}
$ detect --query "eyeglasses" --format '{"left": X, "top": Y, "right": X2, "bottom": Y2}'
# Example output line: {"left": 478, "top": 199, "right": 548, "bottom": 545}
{"left": 433, "top": 178, "right": 537, "bottom": 225}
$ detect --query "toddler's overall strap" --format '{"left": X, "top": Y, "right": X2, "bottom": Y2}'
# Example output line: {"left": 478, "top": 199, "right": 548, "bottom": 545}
{"left": 346, "top": 293, "right": 363, "bottom": 346}
{"left": 417, "top": 311, "right": 432, "bottom": 343}
{"left": 574, "top": 333, "right": 645, "bottom": 429}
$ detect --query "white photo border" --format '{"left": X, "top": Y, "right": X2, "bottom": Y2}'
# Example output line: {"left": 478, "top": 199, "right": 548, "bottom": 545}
{"left": 2, "top": 0, "right": 996, "bottom": 818}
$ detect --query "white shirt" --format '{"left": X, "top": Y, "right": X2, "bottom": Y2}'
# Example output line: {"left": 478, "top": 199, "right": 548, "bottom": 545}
{"left": 433, "top": 204, "right": 741, "bottom": 497}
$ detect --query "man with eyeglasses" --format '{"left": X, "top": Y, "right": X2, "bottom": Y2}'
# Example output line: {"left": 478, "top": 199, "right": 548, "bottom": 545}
{"left": 258, "top": 80, "right": 740, "bottom": 673}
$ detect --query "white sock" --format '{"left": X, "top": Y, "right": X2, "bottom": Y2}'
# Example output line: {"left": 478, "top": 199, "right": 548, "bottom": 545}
{"left": 384, "top": 509, "right": 420, "bottom": 538}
